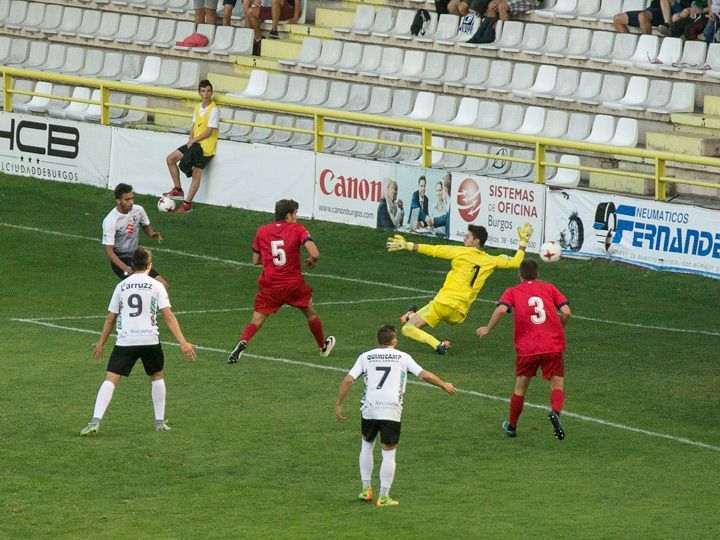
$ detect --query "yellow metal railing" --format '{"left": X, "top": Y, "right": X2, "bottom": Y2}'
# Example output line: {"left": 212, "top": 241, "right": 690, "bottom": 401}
{"left": 3, "top": 65, "right": 720, "bottom": 201}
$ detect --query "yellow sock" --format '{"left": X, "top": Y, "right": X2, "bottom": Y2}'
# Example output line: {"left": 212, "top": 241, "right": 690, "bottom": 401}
{"left": 402, "top": 324, "right": 440, "bottom": 350}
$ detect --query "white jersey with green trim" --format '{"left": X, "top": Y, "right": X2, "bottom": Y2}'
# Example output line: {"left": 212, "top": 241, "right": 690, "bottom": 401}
{"left": 108, "top": 273, "right": 170, "bottom": 346}
{"left": 102, "top": 205, "right": 150, "bottom": 257}
{"left": 348, "top": 347, "right": 423, "bottom": 422}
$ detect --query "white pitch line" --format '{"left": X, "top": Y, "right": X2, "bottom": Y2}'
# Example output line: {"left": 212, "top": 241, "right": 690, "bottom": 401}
{"left": 20, "top": 295, "right": 433, "bottom": 322}
{"left": 11, "top": 318, "right": 720, "bottom": 454}
{"left": 3, "top": 221, "right": 719, "bottom": 337}
{"left": 0, "top": 222, "right": 432, "bottom": 294}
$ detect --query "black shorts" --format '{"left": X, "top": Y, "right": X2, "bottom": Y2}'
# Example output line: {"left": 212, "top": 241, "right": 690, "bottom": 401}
{"left": 361, "top": 417, "right": 402, "bottom": 446}
{"left": 107, "top": 344, "right": 164, "bottom": 377}
{"left": 626, "top": 8, "right": 663, "bottom": 28}
{"left": 111, "top": 254, "right": 159, "bottom": 280}
{"left": 177, "top": 143, "right": 213, "bottom": 178}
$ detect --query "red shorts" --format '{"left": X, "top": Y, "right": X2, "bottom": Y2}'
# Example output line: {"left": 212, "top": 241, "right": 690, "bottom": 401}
{"left": 259, "top": 2, "right": 295, "bottom": 21}
{"left": 515, "top": 352, "right": 564, "bottom": 379}
{"left": 254, "top": 281, "right": 312, "bottom": 314}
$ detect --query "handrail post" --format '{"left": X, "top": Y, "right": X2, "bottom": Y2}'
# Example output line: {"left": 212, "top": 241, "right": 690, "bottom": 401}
{"left": 422, "top": 127, "right": 432, "bottom": 169}
{"left": 655, "top": 157, "right": 667, "bottom": 201}
{"left": 535, "top": 141, "right": 546, "bottom": 184}
{"left": 314, "top": 113, "right": 324, "bottom": 153}
{"left": 3, "top": 72, "right": 12, "bottom": 113}
{"left": 100, "top": 84, "right": 110, "bottom": 126}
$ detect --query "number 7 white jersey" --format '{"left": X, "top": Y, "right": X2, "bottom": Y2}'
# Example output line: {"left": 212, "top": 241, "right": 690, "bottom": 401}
{"left": 348, "top": 347, "right": 424, "bottom": 422}
{"left": 108, "top": 273, "right": 171, "bottom": 346}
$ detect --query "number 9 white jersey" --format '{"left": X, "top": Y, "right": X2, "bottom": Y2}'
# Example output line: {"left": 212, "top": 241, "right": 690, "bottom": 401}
{"left": 108, "top": 273, "right": 171, "bottom": 346}
{"left": 348, "top": 347, "right": 424, "bottom": 422}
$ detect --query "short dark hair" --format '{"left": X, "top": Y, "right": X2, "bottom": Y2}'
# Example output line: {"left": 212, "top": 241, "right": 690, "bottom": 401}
{"left": 275, "top": 199, "right": 299, "bottom": 221}
{"left": 198, "top": 79, "right": 213, "bottom": 91}
{"left": 520, "top": 259, "right": 539, "bottom": 280}
{"left": 114, "top": 183, "right": 133, "bottom": 199}
{"left": 377, "top": 325, "right": 397, "bottom": 346}
{"left": 132, "top": 246, "right": 152, "bottom": 271}
{"left": 468, "top": 225, "right": 488, "bottom": 247}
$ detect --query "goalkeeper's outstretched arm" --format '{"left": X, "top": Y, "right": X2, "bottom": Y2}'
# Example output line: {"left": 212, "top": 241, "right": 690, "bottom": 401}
{"left": 386, "top": 234, "right": 419, "bottom": 253}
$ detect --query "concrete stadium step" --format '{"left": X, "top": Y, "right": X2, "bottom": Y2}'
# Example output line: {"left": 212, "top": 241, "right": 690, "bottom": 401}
{"left": 315, "top": 7, "right": 355, "bottom": 29}
{"left": 701, "top": 95, "right": 720, "bottom": 116}
{"left": 207, "top": 72, "right": 248, "bottom": 94}
{"left": 646, "top": 131, "right": 720, "bottom": 157}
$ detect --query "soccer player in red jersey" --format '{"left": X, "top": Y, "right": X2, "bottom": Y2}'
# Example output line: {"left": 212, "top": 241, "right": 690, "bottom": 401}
{"left": 227, "top": 199, "right": 335, "bottom": 363}
{"left": 476, "top": 259, "right": 571, "bottom": 440}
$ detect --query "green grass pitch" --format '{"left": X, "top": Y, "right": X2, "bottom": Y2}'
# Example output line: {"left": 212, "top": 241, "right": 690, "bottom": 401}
{"left": 0, "top": 173, "right": 718, "bottom": 538}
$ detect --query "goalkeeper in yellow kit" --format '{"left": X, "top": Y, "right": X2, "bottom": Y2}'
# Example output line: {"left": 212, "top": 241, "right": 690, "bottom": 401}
{"left": 386, "top": 223, "right": 533, "bottom": 355}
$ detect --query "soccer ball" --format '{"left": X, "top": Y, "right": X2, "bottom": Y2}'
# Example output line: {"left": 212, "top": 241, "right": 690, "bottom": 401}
{"left": 157, "top": 197, "right": 176, "bottom": 213}
{"left": 539, "top": 241, "right": 562, "bottom": 263}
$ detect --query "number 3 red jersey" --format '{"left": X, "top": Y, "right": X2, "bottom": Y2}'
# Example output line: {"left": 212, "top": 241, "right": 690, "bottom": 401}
{"left": 498, "top": 280, "right": 569, "bottom": 356}
{"left": 252, "top": 221, "right": 312, "bottom": 288}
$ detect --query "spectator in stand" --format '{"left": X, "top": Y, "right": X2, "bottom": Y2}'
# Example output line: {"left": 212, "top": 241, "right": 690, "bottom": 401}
{"left": 244, "top": 0, "right": 301, "bottom": 53}
{"left": 447, "top": 0, "right": 489, "bottom": 16}
{"left": 222, "top": 0, "right": 238, "bottom": 26}
{"left": 377, "top": 179, "right": 404, "bottom": 230}
{"left": 702, "top": 0, "right": 720, "bottom": 43}
{"left": 614, "top": 1, "right": 687, "bottom": 34}
{"left": 484, "top": 0, "right": 541, "bottom": 21}
{"left": 659, "top": 1, "right": 709, "bottom": 38}
{"left": 195, "top": 0, "right": 218, "bottom": 24}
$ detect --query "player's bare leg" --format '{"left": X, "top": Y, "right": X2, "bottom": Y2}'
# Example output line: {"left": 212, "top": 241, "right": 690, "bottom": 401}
{"left": 300, "top": 301, "right": 335, "bottom": 356}
{"left": 401, "top": 312, "right": 449, "bottom": 355}
{"left": 229, "top": 311, "right": 269, "bottom": 363}
{"left": 165, "top": 150, "right": 183, "bottom": 190}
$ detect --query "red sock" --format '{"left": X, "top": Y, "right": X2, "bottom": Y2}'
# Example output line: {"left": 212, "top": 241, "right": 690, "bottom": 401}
{"left": 308, "top": 317, "right": 325, "bottom": 348}
{"left": 241, "top": 323, "right": 259, "bottom": 342}
{"left": 509, "top": 393, "right": 524, "bottom": 429}
{"left": 550, "top": 389, "right": 564, "bottom": 414}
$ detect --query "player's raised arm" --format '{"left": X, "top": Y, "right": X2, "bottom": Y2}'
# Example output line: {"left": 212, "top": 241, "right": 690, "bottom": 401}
{"left": 559, "top": 304, "right": 571, "bottom": 327}
{"left": 160, "top": 307, "right": 197, "bottom": 361}
{"left": 304, "top": 239, "right": 320, "bottom": 268}
{"left": 92, "top": 312, "right": 118, "bottom": 361}
{"left": 419, "top": 370, "right": 456, "bottom": 395}
{"left": 476, "top": 304, "right": 509, "bottom": 338}
{"left": 141, "top": 223, "right": 162, "bottom": 244}
{"left": 335, "top": 374, "right": 355, "bottom": 422}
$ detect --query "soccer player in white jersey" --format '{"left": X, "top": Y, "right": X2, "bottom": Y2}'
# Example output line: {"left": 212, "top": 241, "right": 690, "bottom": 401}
{"left": 102, "top": 183, "right": 168, "bottom": 289}
{"left": 81, "top": 247, "right": 196, "bottom": 436}
{"left": 335, "top": 325, "right": 456, "bottom": 507}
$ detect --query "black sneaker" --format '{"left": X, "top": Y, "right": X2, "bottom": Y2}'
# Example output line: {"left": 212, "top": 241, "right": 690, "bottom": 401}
{"left": 657, "top": 24, "right": 670, "bottom": 37}
{"left": 228, "top": 340, "right": 247, "bottom": 364}
{"left": 268, "top": 29, "right": 280, "bottom": 39}
{"left": 548, "top": 411, "right": 565, "bottom": 440}
{"left": 501, "top": 420, "right": 517, "bottom": 438}
{"left": 435, "top": 340, "right": 451, "bottom": 355}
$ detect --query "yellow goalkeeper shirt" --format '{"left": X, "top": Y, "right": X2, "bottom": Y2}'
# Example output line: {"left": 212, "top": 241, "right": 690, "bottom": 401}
{"left": 417, "top": 244, "right": 525, "bottom": 315}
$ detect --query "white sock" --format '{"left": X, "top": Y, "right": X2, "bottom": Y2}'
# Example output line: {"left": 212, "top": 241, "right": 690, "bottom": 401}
{"left": 92, "top": 380, "right": 115, "bottom": 420}
{"left": 151, "top": 379, "right": 166, "bottom": 421}
{"left": 359, "top": 439, "right": 375, "bottom": 489}
{"left": 379, "top": 449, "right": 397, "bottom": 497}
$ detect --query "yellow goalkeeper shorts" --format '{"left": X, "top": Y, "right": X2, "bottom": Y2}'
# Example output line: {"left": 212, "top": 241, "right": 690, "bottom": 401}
{"left": 416, "top": 301, "right": 467, "bottom": 327}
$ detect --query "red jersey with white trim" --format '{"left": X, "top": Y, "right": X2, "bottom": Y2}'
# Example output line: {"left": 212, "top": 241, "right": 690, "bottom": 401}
{"left": 498, "top": 280, "right": 569, "bottom": 356}
{"left": 253, "top": 221, "right": 312, "bottom": 288}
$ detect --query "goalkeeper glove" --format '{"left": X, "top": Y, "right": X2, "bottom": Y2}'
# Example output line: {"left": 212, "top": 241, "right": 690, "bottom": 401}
{"left": 517, "top": 223, "right": 533, "bottom": 247}
{"left": 386, "top": 234, "right": 414, "bottom": 252}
